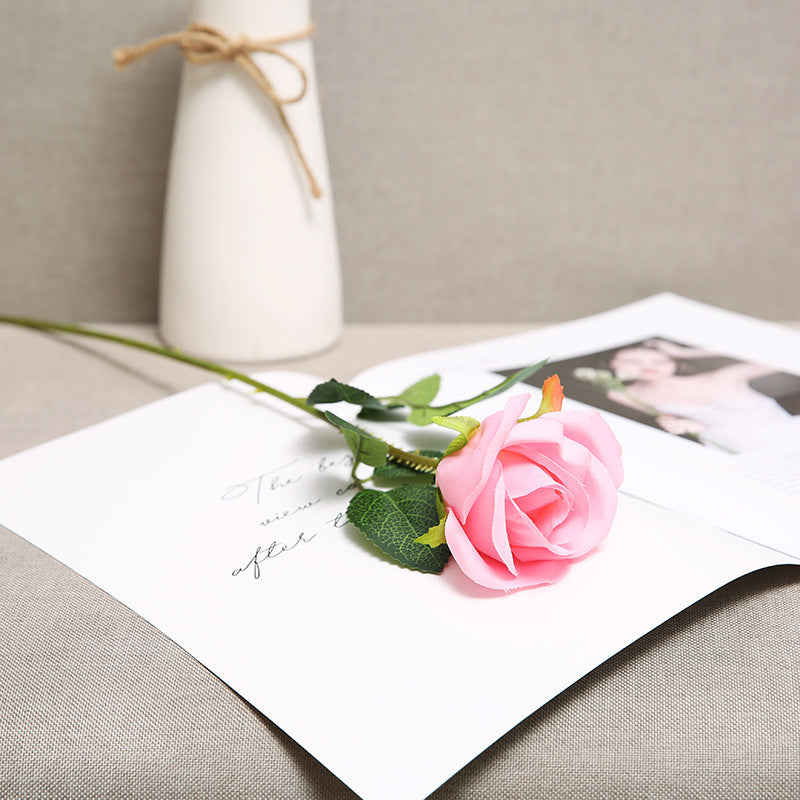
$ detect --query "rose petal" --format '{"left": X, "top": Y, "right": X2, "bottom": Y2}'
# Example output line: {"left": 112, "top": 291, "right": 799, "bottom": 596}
{"left": 529, "top": 422, "right": 618, "bottom": 554}
{"left": 529, "top": 449, "right": 617, "bottom": 556}
{"left": 515, "top": 484, "right": 572, "bottom": 534}
{"left": 457, "top": 462, "right": 517, "bottom": 575}
{"left": 497, "top": 449, "right": 555, "bottom": 498}
{"left": 437, "top": 393, "right": 530, "bottom": 519}
{"left": 546, "top": 410, "right": 624, "bottom": 488}
{"left": 510, "top": 557, "right": 573, "bottom": 588}
{"left": 503, "top": 489, "right": 551, "bottom": 547}
{"left": 504, "top": 495, "right": 574, "bottom": 558}
{"left": 506, "top": 421, "right": 593, "bottom": 483}
{"left": 444, "top": 511, "right": 573, "bottom": 591}
{"left": 552, "top": 454, "right": 618, "bottom": 554}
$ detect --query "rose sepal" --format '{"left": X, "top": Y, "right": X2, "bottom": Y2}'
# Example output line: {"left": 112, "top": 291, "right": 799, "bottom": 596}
{"left": 431, "top": 415, "right": 480, "bottom": 457}
{"left": 414, "top": 490, "right": 447, "bottom": 548}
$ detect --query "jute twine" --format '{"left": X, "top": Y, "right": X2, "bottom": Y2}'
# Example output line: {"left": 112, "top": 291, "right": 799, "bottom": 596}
{"left": 114, "top": 22, "right": 322, "bottom": 199}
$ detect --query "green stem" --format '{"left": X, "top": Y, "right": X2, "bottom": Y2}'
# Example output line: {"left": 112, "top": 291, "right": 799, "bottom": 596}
{"left": 0, "top": 315, "right": 327, "bottom": 421}
{"left": 385, "top": 445, "right": 439, "bottom": 473}
{"left": 0, "top": 315, "right": 442, "bottom": 472}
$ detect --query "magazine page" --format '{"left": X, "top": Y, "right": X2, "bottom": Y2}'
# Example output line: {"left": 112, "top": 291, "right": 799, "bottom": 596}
{"left": 353, "top": 294, "right": 800, "bottom": 560}
{"left": 0, "top": 317, "right": 795, "bottom": 800}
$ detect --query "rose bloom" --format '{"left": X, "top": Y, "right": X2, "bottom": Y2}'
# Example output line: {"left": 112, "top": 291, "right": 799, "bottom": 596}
{"left": 436, "top": 393, "right": 623, "bottom": 591}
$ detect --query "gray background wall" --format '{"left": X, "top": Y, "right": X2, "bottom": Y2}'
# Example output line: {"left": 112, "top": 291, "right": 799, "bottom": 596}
{"left": 1, "top": 1, "right": 798, "bottom": 323}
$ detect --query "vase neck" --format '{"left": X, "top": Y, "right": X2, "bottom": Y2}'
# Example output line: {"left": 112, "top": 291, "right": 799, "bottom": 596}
{"left": 188, "top": 0, "right": 311, "bottom": 38}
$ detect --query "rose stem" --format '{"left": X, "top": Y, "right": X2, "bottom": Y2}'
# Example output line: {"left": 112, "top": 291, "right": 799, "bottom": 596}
{"left": 0, "top": 315, "right": 439, "bottom": 473}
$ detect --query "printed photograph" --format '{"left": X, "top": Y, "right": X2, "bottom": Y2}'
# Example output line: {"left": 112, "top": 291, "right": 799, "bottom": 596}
{"left": 501, "top": 338, "right": 800, "bottom": 454}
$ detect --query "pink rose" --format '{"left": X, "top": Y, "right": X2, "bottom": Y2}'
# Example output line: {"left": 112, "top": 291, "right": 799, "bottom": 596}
{"left": 436, "top": 393, "right": 623, "bottom": 591}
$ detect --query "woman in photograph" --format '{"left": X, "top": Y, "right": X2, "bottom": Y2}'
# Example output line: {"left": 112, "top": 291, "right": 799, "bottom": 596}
{"left": 594, "top": 339, "right": 793, "bottom": 453}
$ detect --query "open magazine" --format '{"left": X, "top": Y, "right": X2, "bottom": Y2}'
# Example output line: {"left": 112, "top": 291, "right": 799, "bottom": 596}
{"left": 356, "top": 293, "right": 800, "bottom": 560}
{"left": 0, "top": 294, "right": 797, "bottom": 800}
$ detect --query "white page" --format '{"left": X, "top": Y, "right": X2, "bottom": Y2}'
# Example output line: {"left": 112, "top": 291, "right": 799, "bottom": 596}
{"left": 354, "top": 294, "right": 800, "bottom": 560}
{"left": 0, "top": 312, "right": 796, "bottom": 800}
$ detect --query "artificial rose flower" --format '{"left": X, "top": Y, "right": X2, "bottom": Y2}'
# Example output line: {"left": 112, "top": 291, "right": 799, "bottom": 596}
{"left": 436, "top": 393, "right": 623, "bottom": 591}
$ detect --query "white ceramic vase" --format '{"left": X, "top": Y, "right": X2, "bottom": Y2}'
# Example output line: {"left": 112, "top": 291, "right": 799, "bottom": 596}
{"left": 159, "top": 0, "right": 342, "bottom": 361}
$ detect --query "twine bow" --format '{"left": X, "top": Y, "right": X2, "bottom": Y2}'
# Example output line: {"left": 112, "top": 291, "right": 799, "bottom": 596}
{"left": 114, "top": 22, "right": 322, "bottom": 199}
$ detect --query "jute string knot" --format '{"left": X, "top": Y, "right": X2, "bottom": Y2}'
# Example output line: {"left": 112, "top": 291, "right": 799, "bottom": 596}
{"left": 114, "top": 22, "right": 322, "bottom": 199}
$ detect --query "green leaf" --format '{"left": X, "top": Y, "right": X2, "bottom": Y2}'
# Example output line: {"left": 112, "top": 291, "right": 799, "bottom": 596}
{"left": 307, "top": 379, "right": 389, "bottom": 411}
{"left": 431, "top": 415, "right": 480, "bottom": 457}
{"left": 347, "top": 485, "right": 450, "bottom": 573}
{"left": 405, "top": 361, "right": 548, "bottom": 426}
{"left": 407, "top": 406, "right": 436, "bottom": 426}
{"left": 372, "top": 470, "right": 436, "bottom": 487}
{"left": 356, "top": 407, "right": 406, "bottom": 422}
{"left": 323, "top": 411, "right": 388, "bottom": 468}
{"left": 394, "top": 374, "right": 441, "bottom": 407}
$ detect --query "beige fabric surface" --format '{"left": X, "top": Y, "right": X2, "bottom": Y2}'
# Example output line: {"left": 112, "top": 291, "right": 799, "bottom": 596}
{"left": 1, "top": 1, "right": 799, "bottom": 323}
{"left": 3, "top": 525, "right": 797, "bottom": 799}
{"left": 1, "top": 324, "right": 799, "bottom": 798}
